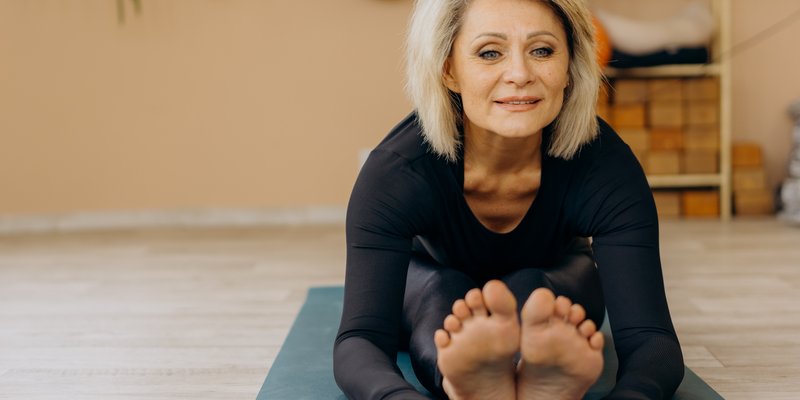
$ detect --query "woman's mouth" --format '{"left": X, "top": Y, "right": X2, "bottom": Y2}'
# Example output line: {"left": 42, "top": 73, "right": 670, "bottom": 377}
{"left": 495, "top": 97, "right": 541, "bottom": 111}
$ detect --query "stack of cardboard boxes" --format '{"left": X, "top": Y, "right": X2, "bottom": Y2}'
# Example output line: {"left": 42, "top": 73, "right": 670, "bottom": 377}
{"left": 598, "top": 77, "right": 722, "bottom": 218}
{"left": 732, "top": 142, "right": 774, "bottom": 215}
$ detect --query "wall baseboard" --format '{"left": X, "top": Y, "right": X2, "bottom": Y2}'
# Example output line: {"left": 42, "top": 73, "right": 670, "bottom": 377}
{"left": 0, "top": 207, "right": 347, "bottom": 235}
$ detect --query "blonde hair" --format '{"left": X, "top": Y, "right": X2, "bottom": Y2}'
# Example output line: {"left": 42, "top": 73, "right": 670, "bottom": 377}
{"left": 405, "top": 0, "right": 600, "bottom": 162}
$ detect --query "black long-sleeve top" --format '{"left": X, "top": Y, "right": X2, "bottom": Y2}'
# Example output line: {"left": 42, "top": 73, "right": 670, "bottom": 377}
{"left": 334, "top": 113, "right": 684, "bottom": 399}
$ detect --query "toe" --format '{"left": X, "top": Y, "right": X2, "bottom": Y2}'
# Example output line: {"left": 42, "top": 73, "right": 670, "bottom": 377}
{"left": 578, "top": 319, "right": 597, "bottom": 338}
{"left": 482, "top": 280, "right": 517, "bottom": 317}
{"left": 554, "top": 296, "right": 572, "bottom": 320}
{"left": 444, "top": 314, "right": 463, "bottom": 333}
{"left": 589, "top": 331, "right": 604, "bottom": 350}
{"left": 434, "top": 329, "right": 450, "bottom": 349}
{"left": 567, "top": 303, "right": 586, "bottom": 326}
{"left": 452, "top": 299, "right": 472, "bottom": 320}
{"left": 465, "top": 288, "right": 488, "bottom": 317}
{"left": 521, "top": 287, "right": 556, "bottom": 326}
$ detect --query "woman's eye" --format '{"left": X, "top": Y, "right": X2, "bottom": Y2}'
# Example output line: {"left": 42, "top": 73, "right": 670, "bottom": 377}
{"left": 478, "top": 50, "right": 500, "bottom": 60}
{"left": 531, "top": 47, "right": 554, "bottom": 57}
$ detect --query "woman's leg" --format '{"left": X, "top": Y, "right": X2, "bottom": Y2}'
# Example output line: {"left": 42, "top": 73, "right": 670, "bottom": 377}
{"left": 542, "top": 237, "right": 605, "bottom": 326}
{"left": 503, "top": 237, "right": 606, "bottom": 399}
{"left": 403, "top": 238, "right": 604, "bottom": 398}
{"left": 402, "top": 253, "right": 477, "bottom": 398}
{"left": 503, "top": 237, "right": 605, "bottom": 326}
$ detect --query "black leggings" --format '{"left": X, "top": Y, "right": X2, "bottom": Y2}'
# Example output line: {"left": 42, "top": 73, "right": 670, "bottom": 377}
{"left": 400, "top": 238, "right": 605, "bottom": 398}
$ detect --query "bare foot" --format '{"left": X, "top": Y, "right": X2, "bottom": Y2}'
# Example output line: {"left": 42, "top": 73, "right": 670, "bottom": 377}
{"left": 516, "top": 288, "right": 604, "bottom": 400}
{"left": 434, "top": 280, "right": 519, "bottom": 400}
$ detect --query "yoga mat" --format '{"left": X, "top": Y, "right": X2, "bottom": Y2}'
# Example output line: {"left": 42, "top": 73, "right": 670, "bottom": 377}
{"left": 258, "top": 287, "right": 722, "bottom": 400}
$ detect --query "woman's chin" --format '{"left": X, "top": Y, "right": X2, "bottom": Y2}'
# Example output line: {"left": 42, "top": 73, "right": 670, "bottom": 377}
{"left": 491, "top": 127, "right": 543, "bottom": 139}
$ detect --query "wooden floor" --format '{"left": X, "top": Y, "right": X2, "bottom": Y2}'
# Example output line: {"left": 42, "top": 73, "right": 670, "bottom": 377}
{"left": 0, "top": 218, "right": 798, "bottom": 399}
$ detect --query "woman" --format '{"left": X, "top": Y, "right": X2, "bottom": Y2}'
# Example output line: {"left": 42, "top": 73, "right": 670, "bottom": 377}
{"left": 334, "top": 0, "right": 684, "bottom": 398}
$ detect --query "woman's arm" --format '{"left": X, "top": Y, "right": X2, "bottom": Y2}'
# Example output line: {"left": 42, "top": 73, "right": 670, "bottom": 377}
{"left": 573, "top": 122, "right": 684, "bottom": 399}
{"left": 592, "top": 226, "right": 685, "bottom": 400}
{"left": 334, "top": 248, "right": 429, "bottom": 399}
{"left": 334, "top": 149, "right": 432, "bottom": 400}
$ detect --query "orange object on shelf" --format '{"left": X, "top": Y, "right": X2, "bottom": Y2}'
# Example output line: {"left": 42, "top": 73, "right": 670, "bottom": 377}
{"left": 612, "top": 104, "right": 646, "bottom": 128}
{"left": 650, "top": 128, "right": 684, "bottom": 151}
{"left": 614, "top": 80, "right": 648, "bottom": 104}
{"left": 682, "top": 191, "right": 720, "bottom": 217}
{"left": 647, "top": 151, "right": 681, "bottom": 175}
{"left": 649, "top": 103, "right": 685, "bottom": 130}
{"left": 653, "top": 191, "right": 682, "bottom": 218}
{"left": 732, "top": 142, "right": 763, "bottom": 169}
{"left": 648, "top": 79, "right": 684, "bottom": 102}
{"left": 684, "top": 127, "right": 720, "bottom": 151}
{"left": 683, "top": 150, "right": 718, "bottom": 174}
{"left": 734, "top": 189, "right": 774, "bottom": 215}
{"left": 686, "top": 101, "right": 719, "bottom": 127}
{"left": 733, "top": 168, "right": 767, "bottom": 191}
{"left": 593, "top": 17, "right": 612, "bottom": 68}
{"left": 684, "top": 78, "right": 719, "bottom": 101}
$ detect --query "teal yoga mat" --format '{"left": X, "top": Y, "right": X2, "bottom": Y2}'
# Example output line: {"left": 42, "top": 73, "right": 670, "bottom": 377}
{"left": 258, "top": 287, "right": 722, "bottom": 400}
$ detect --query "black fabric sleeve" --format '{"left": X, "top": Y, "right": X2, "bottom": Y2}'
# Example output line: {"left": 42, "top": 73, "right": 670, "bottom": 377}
{"left": 334, "top": 150, "right": 432, "bottom": 400}
{"left": 573, "top": 127, "right": 684, "bottom": 399}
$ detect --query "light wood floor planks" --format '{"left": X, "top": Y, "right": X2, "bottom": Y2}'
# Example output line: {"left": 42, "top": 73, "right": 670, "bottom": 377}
{"left": 0, "top": 219, "right": 798, "bottom": 399}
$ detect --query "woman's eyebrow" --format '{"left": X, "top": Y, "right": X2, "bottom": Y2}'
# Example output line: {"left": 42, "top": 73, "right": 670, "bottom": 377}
{"left": 527, "top": 31, "right": 558, "bottom": 40}
{"left": 472, "top": 31, "right": 559, "bottom": 42}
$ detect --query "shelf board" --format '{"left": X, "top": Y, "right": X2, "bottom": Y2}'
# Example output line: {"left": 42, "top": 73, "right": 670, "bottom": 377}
{"left": 605, "top": 64, "right": 720, "bottom": 78}
{"left": 647, "top": 174, "right": 722, "bottom": 188}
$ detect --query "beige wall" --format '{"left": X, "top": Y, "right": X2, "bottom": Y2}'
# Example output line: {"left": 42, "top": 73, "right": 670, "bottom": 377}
{"left": 730, "top": 0, "right": 800, "bottom": 190}
{"left": 0, "top": 0, "right": 413, "bottom": 215}
{"left": 1, "top": 0, "right": 798, "bottom": 216}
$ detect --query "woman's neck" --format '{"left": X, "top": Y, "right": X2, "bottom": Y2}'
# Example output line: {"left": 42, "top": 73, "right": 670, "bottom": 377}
{"left": 463, "top": 122, "right": 543, "bottom": 175}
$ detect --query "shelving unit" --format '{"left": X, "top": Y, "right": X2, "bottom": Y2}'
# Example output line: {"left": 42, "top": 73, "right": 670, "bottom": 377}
{"left": 599, "top": 0, "right": 732, "bottom": 219}
{"left": 605, "top": 64, "right": 721, "bottom": 79}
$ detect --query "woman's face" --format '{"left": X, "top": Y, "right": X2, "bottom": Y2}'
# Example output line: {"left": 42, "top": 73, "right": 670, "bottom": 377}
{"left": 444, "top": 0, "right": 570, "bottom": 139}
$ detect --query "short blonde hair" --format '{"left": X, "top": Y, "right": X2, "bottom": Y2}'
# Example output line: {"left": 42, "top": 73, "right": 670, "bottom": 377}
{"left": 405, "top": 0, "right": 600, "bottom": 162}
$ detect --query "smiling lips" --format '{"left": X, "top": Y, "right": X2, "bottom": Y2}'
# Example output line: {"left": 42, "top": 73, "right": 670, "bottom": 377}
{"left": 495, "top": 96, "right": 542, "bottom": 111}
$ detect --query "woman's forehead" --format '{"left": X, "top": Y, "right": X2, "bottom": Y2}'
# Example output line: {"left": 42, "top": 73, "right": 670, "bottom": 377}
{"left": 458, "top": 0, "right": 567, "bottom": 42}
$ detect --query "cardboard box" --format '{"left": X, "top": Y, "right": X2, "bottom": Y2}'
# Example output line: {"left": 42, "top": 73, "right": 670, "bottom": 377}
{"left": 684, "top": 77, "right": 719, "bottom": 101}
{"left": 734, "top": 189, "right": 774, "bottom": 215}
{"left": 685, "top": 101, "right": 719, "bottom": 126}
{"left": 648, "top": 79, "right": 684, "bottom": 102}
{"left": 612, "top": 103, "right": 646, "bottom": 128}
{"left": 652, "top": 191, "right": 681, "bottom": 218}
{"left": 684, "top": 127, "right": 719, "bottom": 151}
{"left": 732, "top": 142, "right": 763, "bottom": 168}
{"left": 613, "top": 79, "right": 647, "bottom": 104}
{"left": 682, "top": 190, "right": 720, "bottom": 217}
{"left": 682, "top": 150, "right": 718, "bottom": 174}
{"left": 733, "top": 168, "right": 767, "bottom": 191}
{"left": 647, "top": 151, "right": 681, "bottom": 175}
{"left": 648, "top": 102, "right": 684, "bottom": 129}
{"left": 650, "top": 129, "right": 684, "bottom": 151}
{"left": 617, "top": 129, "right": 649, "bottom": 152}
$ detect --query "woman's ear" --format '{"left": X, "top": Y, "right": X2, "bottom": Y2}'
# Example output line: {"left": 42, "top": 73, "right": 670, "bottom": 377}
{"left": 442, "top": 58, "right": 461, "bottom": 93}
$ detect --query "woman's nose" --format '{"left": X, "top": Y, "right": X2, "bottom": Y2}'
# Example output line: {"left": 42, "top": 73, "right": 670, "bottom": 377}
{"left": 504, "top": 53, "right": 534, "bottom": 86}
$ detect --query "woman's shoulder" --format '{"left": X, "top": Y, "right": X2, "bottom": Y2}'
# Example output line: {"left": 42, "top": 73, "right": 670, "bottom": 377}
{"left": 355, "top": 112, "right": 450, "bottom": 197}
{"left": 348, "top": 113, "right": 444, "bottom": 235}
{"left": 573, "top": 117, "right": 629, "bottom": 161}
{"left": 563, "top": 117, "right": 641, "bottom": 177}
{"left": 563, "top": 116, "right": 649, "bottom": 199}
{"left": 372, "top": 112, "right": 439, "bottom": 165}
